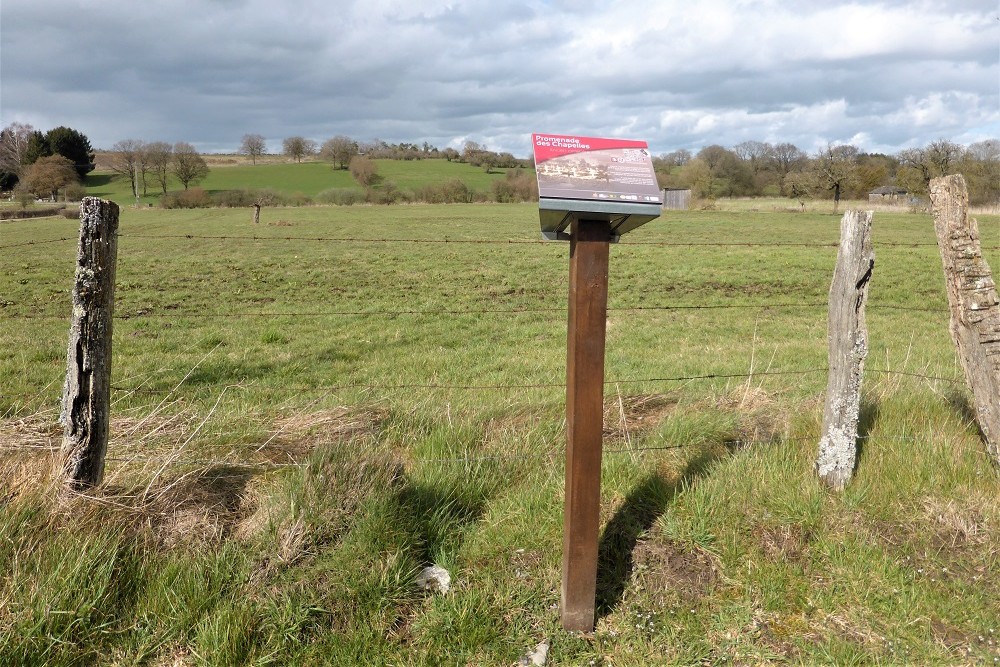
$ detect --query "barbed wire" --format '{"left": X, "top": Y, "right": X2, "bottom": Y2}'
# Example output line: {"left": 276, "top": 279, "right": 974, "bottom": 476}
{"left": 3, "top": 366, "right": 962, "bottom": 406}
{"left": 4, "top": 432, "right": 972, "bottom": 475}
{"left": 107, "top": 233, "right": 861, "bottom": 249}
{"left": 9, "top": 235, "right": 1000, "bottom": 253}
{"left": 0, "top": 237, "right": 75, "bottom": 250}
{"left": 0, "top": 303, "right": 954, "bottom": 320}
{"left": 120, "top": 233, "right": 551, "bottom": 245}
{"left": 4, "top": 301, "right": 840, "bottom": 320}
{"left": 867, "top": 368, "right": 963, "bottom": 384}
{"left": 108, "top": 233, "right": 1000, "bottom": 252}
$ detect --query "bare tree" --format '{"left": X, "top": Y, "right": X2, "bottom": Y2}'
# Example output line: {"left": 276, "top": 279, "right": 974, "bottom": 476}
{"left": 967, "top": 139, "right": 1000, "bottom": 162}
{"left": 926, "top": 139, "right": 964, "bottom": 177}
{"left": 22, "top": 155, "right": 78, "bottom": 200}
{"left": 239, "top": 133, "right": 266, "bottom": 165}
{"left": 897, "top": 147, "right": 932, "bottom": 194}
{"left": 171, "top": 142, "right": 209, "bottom": 190}
{"left": 282, "top": 136, "right": 316, "bottom": 163}
{"left": 320, "top": 135, "right": 358, "bottom": 169}
{"left": 656, "top": 149, "right": 692, "bottom": 167}
{"left": 733, "top": 140, "right": 773, "bottom": 175}
{"left": 0, "top": 122, "right": 35, "bottom": 185}
{"left": 461, "top": 140, "right": 485, "bottom": 164}
{"left": 771, "top": 143, "right": 806, "bottom": 195}
{"left": 144, "top": 142, "right": 173, "bottom": 194}
{"left": 109, "top": 139, "right": 145, "bottom": 199}
{"left": 349, "top": 155, "right": 378, "bottom": 187}
{"left": 815, "top": 144, "right": 859, "bottom": 213}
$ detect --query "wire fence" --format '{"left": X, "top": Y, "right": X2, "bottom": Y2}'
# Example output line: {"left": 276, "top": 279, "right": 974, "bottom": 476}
{"left": 4, "top": 301, "right": 960, "bottom": 320}
{"left": 8, "top": 231, "right": 1000, "bottom": 251}
{"left": 2, "top": 427, "right": 973, "bottom": 480}
{"left": 1, "top": 223, "right": 981, "bottom": 481}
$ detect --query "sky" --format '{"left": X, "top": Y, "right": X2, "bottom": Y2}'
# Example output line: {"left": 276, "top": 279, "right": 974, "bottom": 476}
{"left": 2, "top": 0, "right": 998, "bottom": 157}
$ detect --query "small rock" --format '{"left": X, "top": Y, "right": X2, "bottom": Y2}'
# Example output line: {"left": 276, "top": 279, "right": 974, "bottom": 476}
{"left": 520, "top": 640, "right": 550, "bottom": 666}
{"left": 416, "top": 564, "right": 451, "bottom": 594}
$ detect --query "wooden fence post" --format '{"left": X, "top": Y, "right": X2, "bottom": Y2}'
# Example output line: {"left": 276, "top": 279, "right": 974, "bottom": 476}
{"left": 930, "top": 174, "right": 1000, "bottom": 466}
{"left": 61, "top": 197, "right": 120, "bottom": 490}
{"left": 816, "top": 210, "right": 875, "bottom": 490}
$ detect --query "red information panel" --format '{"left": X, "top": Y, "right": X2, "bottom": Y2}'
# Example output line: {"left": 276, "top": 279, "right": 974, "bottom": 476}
{"left": 533, "top": 133, "right": 662, "bottom": 204}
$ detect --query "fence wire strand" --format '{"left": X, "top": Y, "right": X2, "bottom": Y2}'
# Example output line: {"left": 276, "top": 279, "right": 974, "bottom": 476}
{"left": 5, "top": 219, "right": 992, "bottom": 482}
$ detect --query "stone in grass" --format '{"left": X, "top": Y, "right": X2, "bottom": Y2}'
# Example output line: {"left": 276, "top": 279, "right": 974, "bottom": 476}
{"left": 519, "top": 641, "right": 550, "bottom": 666}
{"left": 416, "top": 564, "right": 451, "bottom": 594}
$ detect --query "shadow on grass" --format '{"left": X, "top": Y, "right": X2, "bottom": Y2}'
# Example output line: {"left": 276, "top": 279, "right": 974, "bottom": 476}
{"left": 595, "top": 448, "right": 723, "bottom": 618}
{"left": 853, "top": 397, "right": 881, "bottom": 473}
{"left": 396, "top": 479, "right": 490, "bottom": 565}
{"left": 85, "top": 173, "right": 114, "bottom": 188}
{"left": 944, "top": 387, "right": 989, "bottom": 445}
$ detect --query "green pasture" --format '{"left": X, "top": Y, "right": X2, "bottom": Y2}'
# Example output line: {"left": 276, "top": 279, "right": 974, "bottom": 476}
{"left": 2, "top": 203, "right": 1000, "bottom": 665}
{"left": 83, "top": 159, "right": 525, "bottom": 206}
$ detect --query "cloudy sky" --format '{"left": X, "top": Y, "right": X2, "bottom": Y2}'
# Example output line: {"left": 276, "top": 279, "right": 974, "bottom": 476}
{"left": 2, "top": 1, "right": 998, "bottom": 157}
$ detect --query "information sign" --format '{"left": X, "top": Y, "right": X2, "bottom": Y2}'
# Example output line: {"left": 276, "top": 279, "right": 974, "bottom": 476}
{"left": 533, "top": 133, "right": 662, "bottom": 240}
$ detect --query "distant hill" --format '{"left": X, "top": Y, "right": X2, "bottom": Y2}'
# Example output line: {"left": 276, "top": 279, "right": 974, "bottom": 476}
{"left": 85, "top": 157, "right": 533, "bottom": 206}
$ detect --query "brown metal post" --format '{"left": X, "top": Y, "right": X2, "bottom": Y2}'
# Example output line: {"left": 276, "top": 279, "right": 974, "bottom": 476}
{"left": 561, "top": 218, "right": 611, "bottom": 632}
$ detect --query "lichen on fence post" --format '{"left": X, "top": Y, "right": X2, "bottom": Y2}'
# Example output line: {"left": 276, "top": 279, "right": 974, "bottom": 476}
{"left": 61, "top": 197, "right": 120, "bottom": 490}
{"left": 930, "top": 174, "right": 1000, "bottom": 466}
{"left": 816, "top": 209, "right": 875, "bottom": 490}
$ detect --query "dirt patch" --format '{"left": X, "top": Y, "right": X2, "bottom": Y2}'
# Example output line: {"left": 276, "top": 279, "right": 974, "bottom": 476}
{"left": 510, "top": 547, "right": 546, "bottom": 581}
{"left": 151, "top": 644, "right": 195, "bottom": 667}
{"left": 603, "top": 393, "right": 679, "bottom": 444}
{"left": 931, "top": 617, "right": 972, "bottom": 652}
{"left": 743, "top": 612, "right": 821, "bottom": 660}
{"left": 756, "top": 523, "right": 811, "bottom": 562}
{"left": 630, "top": 537, "right": 718, "bottom": 604}
{"left": 870, "top": 497, "right": 999, "bottom": 594}
{"left": 922, "top": 497, "right": 990, "bottom": 550}
{"left": 930, "top": 617, "right": 1000, "bottom": 662}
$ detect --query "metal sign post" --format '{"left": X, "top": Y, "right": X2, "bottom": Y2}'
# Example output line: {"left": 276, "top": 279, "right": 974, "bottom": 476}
{"left": 532, "top": 133, "right": 662, "bottom": 632}
{"left": 562, "top": 217, "right": 611, "bottom": 631}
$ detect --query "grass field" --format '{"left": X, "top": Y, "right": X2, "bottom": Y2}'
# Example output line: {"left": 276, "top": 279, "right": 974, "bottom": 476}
{"left": 3, "top": 202, "right": 1000, "bottom": 665}
{"left": 83, "top": 159, "right": 524, "bottom": 207}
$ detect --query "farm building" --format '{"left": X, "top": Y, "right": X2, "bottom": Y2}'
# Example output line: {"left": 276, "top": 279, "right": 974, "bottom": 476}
{"left": 662, "top": 188, "right": 691, "bottom": 210}
{"left": 868, "top": 185, "right": 908, "bottom": 202}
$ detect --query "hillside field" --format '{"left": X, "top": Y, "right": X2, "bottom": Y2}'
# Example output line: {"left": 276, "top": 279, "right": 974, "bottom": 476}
{"left": 83, "top": 158, "right": 526, "bottom": 207}
{"left": 2, "top": 202, "right": 1000, "bottom": 665}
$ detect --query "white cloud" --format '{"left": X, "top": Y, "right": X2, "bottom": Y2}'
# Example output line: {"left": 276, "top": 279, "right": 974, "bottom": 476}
{"left": 0, "top": 0, "right": 996, "bottom": 155}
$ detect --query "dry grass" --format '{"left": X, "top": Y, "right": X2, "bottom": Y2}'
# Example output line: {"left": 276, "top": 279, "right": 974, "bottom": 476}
{"left": 604, "top": 391, "right": 679, "bottom": 446}
{"left": 0, "top": 404, "right": 390, "bottom": 552}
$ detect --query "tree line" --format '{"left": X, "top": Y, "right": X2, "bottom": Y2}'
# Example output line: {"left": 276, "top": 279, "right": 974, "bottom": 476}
{"left": 655, "top": 139, "right": 1000, "bottom": 207}
{"left": 238, "top": 134, "right": 527, "bottom": 173}
{"left": 0, "top": 123, "right": 212, "bottom": 202}
{"left": 0, "top": 123, "right": 95, "bottom": 200}
{"left": 5, "top": 121, "right": 997, "bottom": 209}
{"left": 108, "top": 140, "right": 209, "bottom": 198}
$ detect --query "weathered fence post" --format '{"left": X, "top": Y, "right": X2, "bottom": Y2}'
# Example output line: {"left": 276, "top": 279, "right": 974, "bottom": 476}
{"left": 930, "top": 174, "right": 1000, "bottom": 466}
{"left": 816, "top": 210, "right": 875, "bottom": 490}
{"left": 61, "top": 197, "right": 120, "bottom": 490}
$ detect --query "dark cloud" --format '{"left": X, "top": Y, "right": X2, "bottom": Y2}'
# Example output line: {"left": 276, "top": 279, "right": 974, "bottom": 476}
{"left": 1, "top": 1, "right": 995, "bottom": 155}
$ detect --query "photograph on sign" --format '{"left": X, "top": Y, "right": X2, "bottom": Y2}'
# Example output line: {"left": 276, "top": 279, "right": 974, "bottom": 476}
{"left": 532, "top": 133, "right": 662, "bottom": 204}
